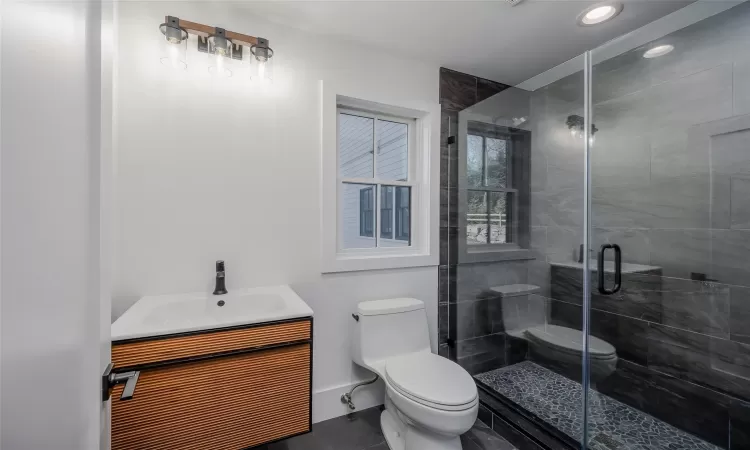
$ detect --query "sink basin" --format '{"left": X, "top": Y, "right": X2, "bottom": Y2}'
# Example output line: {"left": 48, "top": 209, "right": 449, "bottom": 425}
{"left": 112, "top": 285, "right": 313, "bottom": 341}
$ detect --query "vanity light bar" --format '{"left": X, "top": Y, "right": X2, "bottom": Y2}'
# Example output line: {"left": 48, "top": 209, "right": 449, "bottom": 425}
{"left": 173, "top": 17, "right": 260, "bottom": 47}
{"left": 161, "top": 16, "right": 274, "bottom": 81}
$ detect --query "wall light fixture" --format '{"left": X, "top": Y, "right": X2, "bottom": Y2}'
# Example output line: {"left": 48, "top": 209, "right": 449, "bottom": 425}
{"left": 567, "top": 114, "right": 598, "bottom": 144}
{"left": 208, "top": 28, "right": 233, "bottom": 78}
{"left": 249, "top": 37, "right": 274, "bottom": 82}
{"left": 159, "top": 16, "right": 188, "bottom": 70}
{"left": 158, "top": 16, "right": 274, "bottom": 82}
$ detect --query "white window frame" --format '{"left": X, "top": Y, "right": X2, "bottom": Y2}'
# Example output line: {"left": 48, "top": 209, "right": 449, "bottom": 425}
{"left": 321, "top": 84, "right": 439, "bottom": 273}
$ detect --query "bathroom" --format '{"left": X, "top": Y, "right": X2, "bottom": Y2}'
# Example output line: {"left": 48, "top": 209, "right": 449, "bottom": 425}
{"left": 2, "top": 1, "right": 749, "bottom": 450}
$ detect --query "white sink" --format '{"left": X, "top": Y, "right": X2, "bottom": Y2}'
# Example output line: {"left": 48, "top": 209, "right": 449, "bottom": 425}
{"left": 112, "top": 285, "right": 313, "bottom": 341}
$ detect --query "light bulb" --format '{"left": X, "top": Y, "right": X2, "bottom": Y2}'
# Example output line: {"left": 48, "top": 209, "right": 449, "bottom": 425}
{"left": 257, "top": 61, "right": 265, "bottom": 80}
{"left": 208, "top": 54, "right": 232, "bottom": 78}
{"left": 643, "top": 45, "right": 674, "bottom": 59}
{"left": 586, "top": 6, "right": 614, "bottom": 21}
{"left": 578, "top": 2, "right": 623, "bottom": 26}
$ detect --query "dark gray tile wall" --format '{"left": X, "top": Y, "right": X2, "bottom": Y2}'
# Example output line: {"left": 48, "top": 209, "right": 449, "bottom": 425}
{"left": 438, "top": 68, "right": 511, "bottom": 370}
{"left": 533, "top": 4, "right": 750, "bottom": 448}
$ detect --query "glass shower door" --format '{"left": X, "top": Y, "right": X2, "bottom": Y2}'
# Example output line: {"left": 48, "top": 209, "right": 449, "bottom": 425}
{"left": 584, "top": 3, "right": 750, "bottom": 448}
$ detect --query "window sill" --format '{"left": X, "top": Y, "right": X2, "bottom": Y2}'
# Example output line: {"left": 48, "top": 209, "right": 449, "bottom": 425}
{"left": 459, "top": 248, "right": 534, "bottom": 264}
{"left": 322, "top": 251, "right": 438, "bottom": 273}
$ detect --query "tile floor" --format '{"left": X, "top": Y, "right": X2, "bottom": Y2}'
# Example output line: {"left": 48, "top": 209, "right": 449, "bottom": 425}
{"left": 476, "top": 361, "right": 721, "bottom": 450}
{"left": 259, "top": 405, "right": 516, "bottom": 450}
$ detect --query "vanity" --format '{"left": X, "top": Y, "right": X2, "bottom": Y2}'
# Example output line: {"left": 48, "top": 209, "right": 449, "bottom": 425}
{"left": 109, "top": 286, "right": 313, "bottom": 450}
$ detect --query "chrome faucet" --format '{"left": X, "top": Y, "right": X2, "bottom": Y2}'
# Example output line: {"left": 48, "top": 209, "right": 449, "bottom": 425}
{"left": 213, "top": 260, "right": 228, "bottom": 295}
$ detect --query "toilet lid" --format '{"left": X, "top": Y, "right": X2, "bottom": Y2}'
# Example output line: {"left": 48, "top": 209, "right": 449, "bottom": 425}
{"left": 525, "top": 325, "right": 616, "bottom": 358}
{"left": 385, "top": 353, "right": 477, "bottom": 408}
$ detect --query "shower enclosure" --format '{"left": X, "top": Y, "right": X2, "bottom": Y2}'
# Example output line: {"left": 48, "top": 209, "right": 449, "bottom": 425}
{"left": 448, "top": 3, "right": 750, "bottom": 449}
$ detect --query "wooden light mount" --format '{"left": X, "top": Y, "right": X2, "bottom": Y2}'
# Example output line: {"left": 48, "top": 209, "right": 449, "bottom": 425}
{"left": 173, "top": 16, "right": 260, "bottom": 48}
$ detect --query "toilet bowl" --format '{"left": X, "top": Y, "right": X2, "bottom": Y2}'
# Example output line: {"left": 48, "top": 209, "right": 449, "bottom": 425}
{"left": 525, "top": 324, "right": 618, "bottom": 382}
{"left": 496, "top": 285, "right": 619, "bottom": 382}
{"left": 351, "top": 298, "right": 478, "bottom": 450}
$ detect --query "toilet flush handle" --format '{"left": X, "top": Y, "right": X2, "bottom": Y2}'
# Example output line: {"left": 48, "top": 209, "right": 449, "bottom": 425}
{"left": 352, "top": 314, "right": 359, "bottom": 322}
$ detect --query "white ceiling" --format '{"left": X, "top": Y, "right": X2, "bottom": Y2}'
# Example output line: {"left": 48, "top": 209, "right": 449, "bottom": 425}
{"left": 237, "top": 0, "right": 693, "bottom": 85}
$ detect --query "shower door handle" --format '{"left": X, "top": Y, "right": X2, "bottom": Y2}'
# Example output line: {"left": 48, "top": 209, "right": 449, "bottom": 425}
{"left": 597, "top": 244, "right": 622, "bottom": 295}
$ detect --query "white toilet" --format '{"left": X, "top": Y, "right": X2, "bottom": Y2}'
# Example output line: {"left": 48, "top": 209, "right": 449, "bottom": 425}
{"left": 524, "top": 324, "right": 618, "bottom": 383}
{"left": 497, "top": 285, "right": 618, "bottom": 382}
{"left": 351, "top": 298, "right": 478, "bottom": 450}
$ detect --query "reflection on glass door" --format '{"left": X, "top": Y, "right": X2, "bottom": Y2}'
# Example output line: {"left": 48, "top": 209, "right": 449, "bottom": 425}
{"left": 582, "top": 3, "right": 750, "bottom": 449}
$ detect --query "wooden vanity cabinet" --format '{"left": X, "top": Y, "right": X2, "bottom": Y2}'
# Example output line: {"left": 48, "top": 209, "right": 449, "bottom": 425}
{"left": 110, "top": 318, "right": 312, "bottom": 450}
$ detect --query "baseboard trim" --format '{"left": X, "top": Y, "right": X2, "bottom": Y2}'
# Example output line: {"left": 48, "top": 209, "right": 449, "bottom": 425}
{"left": 312, "top": 379, "right": 385, "bottom": 424}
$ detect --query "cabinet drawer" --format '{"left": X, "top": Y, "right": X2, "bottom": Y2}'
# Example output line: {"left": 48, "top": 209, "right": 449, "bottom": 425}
{"left": 112, "top": 343, "right": 311, "bottom": 450}
{"left": 112, "top": 320, "right": 312, "bottom": 368}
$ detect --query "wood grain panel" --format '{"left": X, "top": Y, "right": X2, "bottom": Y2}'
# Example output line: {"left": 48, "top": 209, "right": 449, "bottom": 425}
{"left": 112, "top": 320, "right": 311, "bottom": 368}
{"left": 112, "top": 344, "right": 311, "bottom": 450}
{"left": 176, "top": 19, "right": 259, "bottom": 46}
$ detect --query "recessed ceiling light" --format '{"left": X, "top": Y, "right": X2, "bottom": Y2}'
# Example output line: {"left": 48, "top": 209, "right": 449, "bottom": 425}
{"left": 643, "top": 44, "right": 675, "bottom": 59}
{"left": 577, "top": 2, "right": 624, "bottom": 26}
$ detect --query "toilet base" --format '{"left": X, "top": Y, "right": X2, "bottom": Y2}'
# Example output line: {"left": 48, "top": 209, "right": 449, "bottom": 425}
{"left": 381, "top": 408, "right": 463, "bottom": 450}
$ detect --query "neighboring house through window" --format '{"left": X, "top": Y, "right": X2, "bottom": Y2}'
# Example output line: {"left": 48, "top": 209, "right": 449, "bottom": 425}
{"left": 339, "top": 108, "right": 412, "bottom": 249}
{"left": 458, "top": 119, "right": 532, "bottom": 263}
{"left": 321, "top": 89, "right": 439, "bottom": 273}
{"left": 359, "top": 187, "right": 374, "bottom": 237}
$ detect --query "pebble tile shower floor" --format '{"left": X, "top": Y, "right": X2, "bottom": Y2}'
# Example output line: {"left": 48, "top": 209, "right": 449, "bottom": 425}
{"left": 475, "top": 361, "right": 720, "bottom": 450}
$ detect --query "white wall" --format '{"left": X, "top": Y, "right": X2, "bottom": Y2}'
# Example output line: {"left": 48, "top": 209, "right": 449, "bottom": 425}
{"left": 113, "top": 2, "right": 440, "bottom": 423}
{"left": 1, "top": 1, "right": 107, "bottom": 448}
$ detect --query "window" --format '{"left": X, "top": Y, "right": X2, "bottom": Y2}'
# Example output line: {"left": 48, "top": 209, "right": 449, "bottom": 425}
{"left": 339, "top": 108, "right": 412, "bottom": 250}
{"left": 467, "top": 134, "right": 513, "bottom": 246}
{"left": 321, "top": 89, "right": 439, "bottom": 273}
{"left": 458, "top": 119, "right": 531, "bottom": 263}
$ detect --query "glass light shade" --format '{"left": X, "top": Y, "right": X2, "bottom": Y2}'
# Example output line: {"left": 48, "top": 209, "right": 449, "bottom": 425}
{"left": 248, "top": 45, "right": 274, "bottom": 82}
{"left": 207, "top": 36, "right": 233, "bottom": 78}
{"left": 159, "top": 24, "right": 188, "bottom": 70}
{"left": 208, "top": 53, "right": 233, "bottom": 78}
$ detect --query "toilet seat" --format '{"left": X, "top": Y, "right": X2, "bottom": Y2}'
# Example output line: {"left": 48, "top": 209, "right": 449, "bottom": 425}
{"left": 525, "top": 325, "right": 616, "bottom": 360}
{"left": 385, "top": 352, "right": 478, "bottom": 412}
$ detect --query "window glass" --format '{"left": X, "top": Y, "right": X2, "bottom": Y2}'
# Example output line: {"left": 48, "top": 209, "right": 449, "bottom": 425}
{"left": 467, "top": 135, "right": 484, "bottom": 188}
{"left": 467, "top": 190, "right": 488, "bottom": 245}
{"left": 342, "top": 183, "right": 376, "bottom": 249}
{"left": 486, "top": 138, "right": 508, "bottom": 188}
{"left": 395, "top": 186, "right": 411, "bottom": 245}
{"left": 489, "top": 192, "right": 510, "bottom": 244}
{"left": 339, "top": 113, "right": 374, "bottom": 178}
{"left": 381, "top": 186, "right": 394, "bottom": 239}
{"left": 338, "top": 108, "right": 414, "bottom": 251}
{"left": 376, "top": 120, "right": 408, "bottom": 181}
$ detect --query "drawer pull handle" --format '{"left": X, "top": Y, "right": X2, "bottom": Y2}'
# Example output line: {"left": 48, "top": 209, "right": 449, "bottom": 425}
{"left": 102, "top": 363, "right": 141, "bottom": 401}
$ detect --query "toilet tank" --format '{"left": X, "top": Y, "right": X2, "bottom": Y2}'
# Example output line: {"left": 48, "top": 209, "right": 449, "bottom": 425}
{"left": 351, "top": 298, "right": 431, "bottom": 369}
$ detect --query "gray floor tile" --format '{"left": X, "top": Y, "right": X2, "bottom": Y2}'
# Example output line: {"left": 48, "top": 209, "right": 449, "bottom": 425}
{"left": 465, "top": 420, "right": 517, "bottom": 450}
{"left": 265, "top": 404, "right": 516, "bottom": 450}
